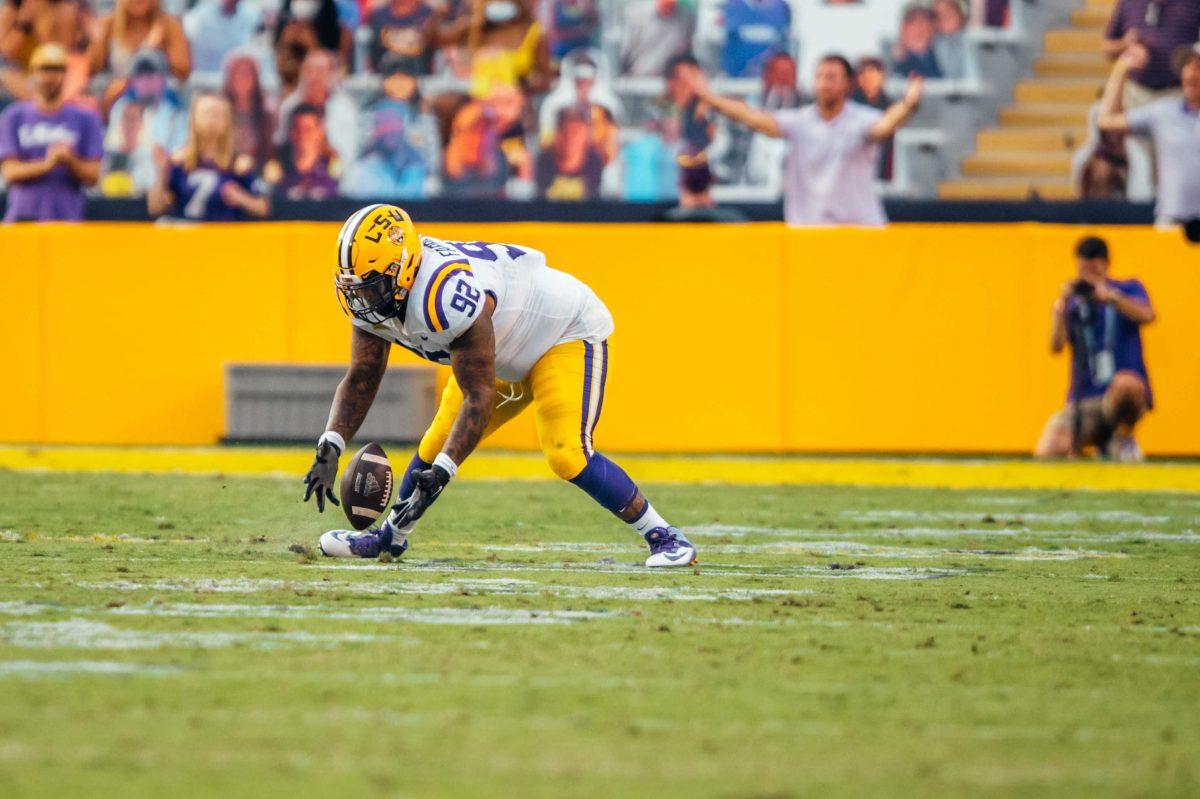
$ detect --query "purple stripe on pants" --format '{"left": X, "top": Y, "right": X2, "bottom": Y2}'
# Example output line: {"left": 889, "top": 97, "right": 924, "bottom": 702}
{"left": 580, "top": 341, "right": 594, "bottom": 455}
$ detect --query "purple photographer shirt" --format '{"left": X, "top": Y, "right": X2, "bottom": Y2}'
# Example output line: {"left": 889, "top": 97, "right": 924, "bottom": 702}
{"left": 0, "top": 101, "right": 103, "bottom": 222}
{"left": 1067, "top": 278, "right": 1154, "bottom": 408}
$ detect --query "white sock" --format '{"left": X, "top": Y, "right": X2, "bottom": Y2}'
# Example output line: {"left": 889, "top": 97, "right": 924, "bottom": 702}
{"left": 383, "top": 509, "right": 415, "bottom": 539}
{"left": 628, "top": 501, "right": 669, "bottom": 535}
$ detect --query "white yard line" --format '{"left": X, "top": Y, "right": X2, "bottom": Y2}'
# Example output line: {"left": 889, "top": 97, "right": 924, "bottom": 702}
{"left": 0, "top": 659, "right": 177, "bottom": 677}
{"left": 1131, "top": 625, "right": 1200, "bottom": 636}
{"left": 958, "top": 548, "right": 1123, "bottom": 561}
{"left": 481, "top": 541, "right": 1121, "bottom": 560}
{"left": 1, "top": 618, "right": 400, "bottom": 650}
{"left": 843, "top": 509, "right": 1177, "bottom": 524}
{"left": 1064, "top": 531, "right": 1200, "bottom": 542}
{"left": 3, "top": 534, "right": 211, "bottom": 544}
{"left": 0, "top": 601, "right": 56, "bottom": 615}
{"left": 686, "top": 523, "right": 1031, "bottom": 538}
{"left": 695, "top": 564, "right": 969, "bottom": 580}
{"left": 107, "top": 605, "right": 617, "bottom": 625}
{"left": 79, "top": 578, "right": 294, "bottom": 594}
{"left": 76, "top": 577, "right": 815, "bottom": 602}
{"left": 313, "top": 560, "right": 971, "bottom": 579}
{"left": 683, "top": 524, "right": 1199, "bottom": 543}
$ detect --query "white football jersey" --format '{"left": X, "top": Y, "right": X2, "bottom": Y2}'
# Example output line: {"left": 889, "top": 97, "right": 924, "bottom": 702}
{"left": 352, "top": 236, "right": 614, "bottom": 382}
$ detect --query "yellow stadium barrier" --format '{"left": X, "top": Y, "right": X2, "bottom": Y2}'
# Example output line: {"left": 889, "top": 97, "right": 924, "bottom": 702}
{"left": 2, "top": 222, "right": 1197, "bottom": 454}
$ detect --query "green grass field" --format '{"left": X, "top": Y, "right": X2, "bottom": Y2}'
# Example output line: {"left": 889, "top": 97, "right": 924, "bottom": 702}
{"left": 1, "top": 467, "right": 1198, "bottom": 798}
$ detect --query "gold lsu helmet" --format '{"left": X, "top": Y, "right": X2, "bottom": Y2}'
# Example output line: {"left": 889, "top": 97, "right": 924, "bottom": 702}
{"left": 334, "top": 204, "right": 424, "bottom": 323}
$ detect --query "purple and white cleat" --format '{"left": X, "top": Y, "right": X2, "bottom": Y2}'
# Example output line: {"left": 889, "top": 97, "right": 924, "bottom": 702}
{"left": 643, "top": 527, "right": 697, "bottom": 568}
{"left": 318, "top": 518, "right": 411, "bottom": 559}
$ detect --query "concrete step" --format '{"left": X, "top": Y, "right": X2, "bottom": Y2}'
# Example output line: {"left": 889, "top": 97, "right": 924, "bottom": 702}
{"left": 939, "top": 178, "right": 1077, "bottom": 201}
{"left": 1034, "top": 53, "right": 1111, "bottom": 78}
{"left": 976, "top": 126, "right": 1087, "bottom": 153}
{"left": 1070, "top": 6, "right": 1112, "bottom": 27}
{"left": 961, "top": 152, "right": 1074, "bottom": 177}
{"left": 999, "top": 103, "right": 1092, "bottom": 126}
{"left": 1014, "top": 79, "right": 1102, "bottom": 104}
{"left": 1044, "top": 28, "right": 1105, "bottom": 54}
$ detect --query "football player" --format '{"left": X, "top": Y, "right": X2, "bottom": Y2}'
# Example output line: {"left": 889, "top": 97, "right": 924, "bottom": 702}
{"left": 303, "top": 204, "right": 697, "bottom": 568}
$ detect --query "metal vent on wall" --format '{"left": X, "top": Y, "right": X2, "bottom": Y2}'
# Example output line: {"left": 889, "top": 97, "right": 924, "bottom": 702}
{"left": 224, "top": 364, "right": 438, "bottom": 444}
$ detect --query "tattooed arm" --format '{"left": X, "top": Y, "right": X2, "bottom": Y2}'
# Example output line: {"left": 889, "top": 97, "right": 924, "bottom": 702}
{"left": 324, "top": 325, "right": 391, "bottom": 443}
{"left": 304, "top": 326, "right": 390, "bottom": 512}
{"left": 442, "top": 296, "right": 497, "bottom": 464}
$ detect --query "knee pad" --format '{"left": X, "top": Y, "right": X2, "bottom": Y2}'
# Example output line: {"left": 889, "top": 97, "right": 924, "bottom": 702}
{"left": 545, "top": 446, "right": 588, "bottom": 481}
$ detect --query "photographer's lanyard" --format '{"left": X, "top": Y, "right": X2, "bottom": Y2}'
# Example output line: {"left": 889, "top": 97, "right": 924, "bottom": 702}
{"left": 1092, "top": 304, "right": 1118, "bottom": 388}
{"left": 1145, "top": 0, "right": 1162, "bottom": 27}
{"left": 1078, "top": 299, "right": 1117, "bottom": 388}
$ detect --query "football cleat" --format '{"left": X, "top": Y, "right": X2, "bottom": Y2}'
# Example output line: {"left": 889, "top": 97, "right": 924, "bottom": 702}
{"left": 319, "top": 517, "right": 411, "bottom": 559}
{"left": 644, "top": 527, "right": 698, "bottom": 568}
{"left": 1106, "top": 435, "right": 1145, "bottom": 463}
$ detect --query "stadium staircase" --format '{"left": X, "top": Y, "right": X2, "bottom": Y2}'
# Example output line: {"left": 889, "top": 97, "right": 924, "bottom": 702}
{"left": 939, "top": 0, "right": 1113, "bottom": 200}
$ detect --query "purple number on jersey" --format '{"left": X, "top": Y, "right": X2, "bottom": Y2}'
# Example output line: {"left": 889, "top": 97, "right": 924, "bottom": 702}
{"left": 448, "top": 278, "right": 481, "bottom": 315}
{"left": 448, "top": 241, "right": 526, "bottom": 262}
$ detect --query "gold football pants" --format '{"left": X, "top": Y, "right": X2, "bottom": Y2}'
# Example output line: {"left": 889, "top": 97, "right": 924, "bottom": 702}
{"left": 417, "top": 339, "right": 608, "bottom": 480}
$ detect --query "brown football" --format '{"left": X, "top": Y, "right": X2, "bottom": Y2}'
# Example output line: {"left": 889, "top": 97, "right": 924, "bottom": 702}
{"left": 339, "top": 442, "right": 394, "bottom": 530}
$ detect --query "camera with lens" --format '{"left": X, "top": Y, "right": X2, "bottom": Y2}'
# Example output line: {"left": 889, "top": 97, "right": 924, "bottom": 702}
{"left": 1184, "top": 220, "right": 1200, "bottom": 245}
{"left": 1071, "top": 279, "right": 1096, "bottom": 298}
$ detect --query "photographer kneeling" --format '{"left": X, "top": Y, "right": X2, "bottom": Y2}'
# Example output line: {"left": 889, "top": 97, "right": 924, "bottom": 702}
{"left": 1035, "top": 237, "right": 1156, "bottom": 462}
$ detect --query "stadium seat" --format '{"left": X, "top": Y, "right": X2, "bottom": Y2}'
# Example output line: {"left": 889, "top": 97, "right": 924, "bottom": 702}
{"left": 939, "top": 0, "right": 1116, "bottom": 200}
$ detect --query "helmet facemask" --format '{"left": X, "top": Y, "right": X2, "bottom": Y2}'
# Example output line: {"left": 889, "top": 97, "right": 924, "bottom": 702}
{"left": 336, "top": 269, "right": 403, "bottom": 324}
